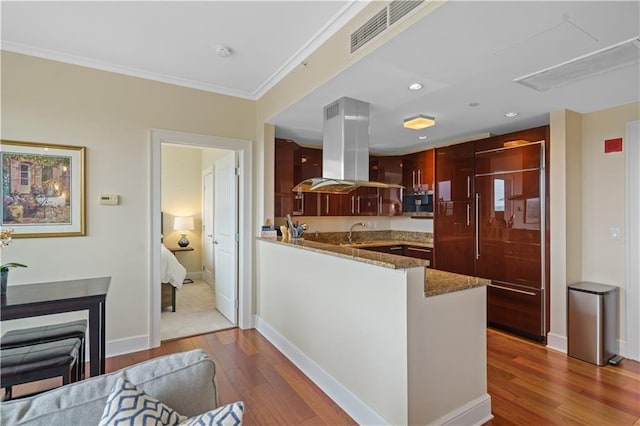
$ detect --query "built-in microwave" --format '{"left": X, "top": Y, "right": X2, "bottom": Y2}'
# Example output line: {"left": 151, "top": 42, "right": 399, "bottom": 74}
{"left": 403, "top": 191, "right": 433, "bottom": 216}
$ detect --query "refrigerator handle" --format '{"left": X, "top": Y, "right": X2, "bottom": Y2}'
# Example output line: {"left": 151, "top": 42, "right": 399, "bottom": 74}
{"left": 475, "top": 193, "right": 480, "bottom": 259}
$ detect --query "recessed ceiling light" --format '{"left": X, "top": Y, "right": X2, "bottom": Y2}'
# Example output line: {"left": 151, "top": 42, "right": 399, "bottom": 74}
{"left": 403, "top": 114, "right": 435, "bottom": 130}
{"left": 419, "top": 136, "right": 427, "bottom": 140}
{"left": 215, "top": 46, "right": 232, "bottom": 58}
{"left": 505, "top": 112, "right": 519, "bottom": 118}
{"left": 468, "top": 102, "right": 480, "bottom": 107}
{"left": 408, "top": 83, "right": 423, "bottom": 91}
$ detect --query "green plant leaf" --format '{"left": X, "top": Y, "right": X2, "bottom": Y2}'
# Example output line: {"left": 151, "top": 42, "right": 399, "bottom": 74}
{"left": 0, "top": 262, "right": 28, "bottom": 272}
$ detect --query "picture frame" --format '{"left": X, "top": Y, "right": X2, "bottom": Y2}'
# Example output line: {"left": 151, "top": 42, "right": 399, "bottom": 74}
{"left": 1, "top": 140, "right": 86, "bottom": 238}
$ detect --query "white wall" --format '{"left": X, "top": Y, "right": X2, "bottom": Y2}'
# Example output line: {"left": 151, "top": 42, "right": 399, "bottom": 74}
{"left": 1, "top": 51, "right": 255, "bottom": 353}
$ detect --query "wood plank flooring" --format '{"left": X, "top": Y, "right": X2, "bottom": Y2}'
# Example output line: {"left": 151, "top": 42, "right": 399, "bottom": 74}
{"left": 6, "top": 327, "right": 640, "bottom": 425}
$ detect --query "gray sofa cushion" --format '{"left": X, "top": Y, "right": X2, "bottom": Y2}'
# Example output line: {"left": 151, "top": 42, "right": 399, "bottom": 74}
{"left": 1, "top": 349, "right": 218, "bottom": 426}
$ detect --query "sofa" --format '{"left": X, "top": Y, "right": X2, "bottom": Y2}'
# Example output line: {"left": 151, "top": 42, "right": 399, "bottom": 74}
{"left": 1, "top": 349, "right": 229, "bottom": 425}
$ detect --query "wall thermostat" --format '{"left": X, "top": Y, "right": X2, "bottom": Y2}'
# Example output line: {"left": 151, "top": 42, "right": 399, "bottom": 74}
{"left": 99, "top": 194, "right": 119, "bottom": 205}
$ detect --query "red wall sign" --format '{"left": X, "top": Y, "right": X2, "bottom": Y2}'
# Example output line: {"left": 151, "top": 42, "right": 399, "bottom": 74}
{"left": 604, "top": 138, "right": 623, "bottom": 153}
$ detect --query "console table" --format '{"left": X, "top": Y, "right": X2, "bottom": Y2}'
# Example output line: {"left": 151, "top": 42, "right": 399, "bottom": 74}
{"left": 1, "top": 276, "right": 111, "bottom": 377}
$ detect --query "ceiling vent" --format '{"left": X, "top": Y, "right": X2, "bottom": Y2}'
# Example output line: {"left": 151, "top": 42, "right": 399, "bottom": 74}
{"left": 389, "top": 0, "right": 423, "bottom": 26}
{"left": 350, "top": 0, "right": 424, "bottom": 54}
{"left": 514, "top": 36, "right": 640, "bottom": 91}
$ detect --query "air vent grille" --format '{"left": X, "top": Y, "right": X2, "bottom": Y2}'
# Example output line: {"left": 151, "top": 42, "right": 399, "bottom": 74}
{"left": 350, "top": 9, "right": 387, "bottom": 53}
{"left": 389, "top": 0, "right": 422, "bottom": 26}
{"left": 514, "top": 37, "right": 640, "bottom": 91}
{"left": 326, "top": 102, "right": 340, "bottom": 120}
{"left": 350, "top": 0, "right": 424, "bottom": 53}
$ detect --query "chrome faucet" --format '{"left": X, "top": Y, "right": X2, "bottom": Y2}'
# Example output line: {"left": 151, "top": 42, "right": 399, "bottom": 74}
{"left": 348, "top": 222, "right": 366, "bottom": 243}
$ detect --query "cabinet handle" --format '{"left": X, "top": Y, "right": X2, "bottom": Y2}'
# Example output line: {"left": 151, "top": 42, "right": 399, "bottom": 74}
{"left": 488, "top": 283, "right": 536, "bottom": 296}
{"left": 466, "top": 204, "right": 471, "bottom": 226}
{"left": 325, "top": 195, "right": 329, "bottom": 215}
{"left": 412, "top": 171, "right": 416, "bottom": 190}
{"left": 357, "top": 196, "right": 361, "bottom": 214}
{"left": 379, "top": 196, "right": 383, "bottom": 215}
{"left": 351, "top": 196, "right": 355, "bottom": 214}
{"left": 301, "top": 193, "right": 304, "bottom": 215}
{"left": 389, "top": 246, "right": 403, "bottom": 250}
{"left": 407, "top": 247, "right": 431, "bottom": 253}
{"left": 418, "top": 169, "right": 422, "bottom": 188}
{"left": 467, "top": 176, "right": 471, "bottom": 198}
{"left": 475, "top": 193, "right": 480, "bottom": 259}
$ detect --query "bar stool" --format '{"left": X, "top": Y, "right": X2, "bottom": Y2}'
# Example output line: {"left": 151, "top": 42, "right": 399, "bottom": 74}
{"left": 0, "top": 319, "right": 87, "bottom": 380}
{"left": 0, "top": 338, "right": 81, "bottom": 400}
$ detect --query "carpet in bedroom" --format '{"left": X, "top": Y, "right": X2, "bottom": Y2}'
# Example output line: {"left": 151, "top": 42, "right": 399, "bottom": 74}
{"left": 160, "top": 280, "right": 234, "bottom": 341}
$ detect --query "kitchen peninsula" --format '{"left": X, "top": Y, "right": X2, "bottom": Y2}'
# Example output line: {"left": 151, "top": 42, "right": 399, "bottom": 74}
{"left": 256, "top": 236, "right": 492, "bottom": 425}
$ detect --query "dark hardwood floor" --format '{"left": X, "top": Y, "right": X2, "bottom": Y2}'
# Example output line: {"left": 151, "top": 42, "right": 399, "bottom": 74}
{"left": 7, "top": 328, "right": 640, "bottom": 425}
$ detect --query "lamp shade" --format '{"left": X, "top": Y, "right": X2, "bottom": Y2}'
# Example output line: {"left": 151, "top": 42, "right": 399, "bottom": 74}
{"left": 173, "top": 216, "right": 194, "bottom": 231}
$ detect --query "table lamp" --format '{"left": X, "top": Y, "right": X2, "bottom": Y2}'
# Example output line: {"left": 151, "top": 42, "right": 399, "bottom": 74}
{"left": 173, "top": 216, "right": 194, "bottom": 247}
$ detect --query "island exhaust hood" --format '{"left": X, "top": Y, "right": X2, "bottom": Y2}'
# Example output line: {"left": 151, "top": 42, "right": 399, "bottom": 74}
{"left": 292, "top": 97, "right": 405, "bottom": 194}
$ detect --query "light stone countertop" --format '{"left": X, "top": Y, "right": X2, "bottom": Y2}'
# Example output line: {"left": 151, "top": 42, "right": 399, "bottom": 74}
{"left": 258, "top": 237, "right": 488, "bottom": 297}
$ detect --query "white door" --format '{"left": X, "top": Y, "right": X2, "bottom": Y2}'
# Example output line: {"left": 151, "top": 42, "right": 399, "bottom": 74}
{"left": 202, "top": 169, "right": 214, "bottom": 286}
{"left": 214, "top": 152, "right": 238, "bottom": 323}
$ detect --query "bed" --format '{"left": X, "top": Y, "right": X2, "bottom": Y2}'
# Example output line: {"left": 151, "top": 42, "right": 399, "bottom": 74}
{"left": 161, "top": 244, "right": 187, "bottom": 312}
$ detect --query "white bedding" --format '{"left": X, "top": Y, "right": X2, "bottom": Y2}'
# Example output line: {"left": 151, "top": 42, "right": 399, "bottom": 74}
{"left": 161, "top": 245, "right": 187, "bottom": 289}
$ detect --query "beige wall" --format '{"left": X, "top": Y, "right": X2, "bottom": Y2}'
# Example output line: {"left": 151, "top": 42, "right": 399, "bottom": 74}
{"left": 1, "top": 51, "right": 255, "bottom": 347}
{"left": 550, "top": 102, "right": 640, "bottom": 352}
{"left": 162, "top": 144, "right": 202, "bottom": 275}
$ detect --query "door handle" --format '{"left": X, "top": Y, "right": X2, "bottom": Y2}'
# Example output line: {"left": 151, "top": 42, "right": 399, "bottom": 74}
{"left": 475, "top": 193, "right": 480, "bottom": 260}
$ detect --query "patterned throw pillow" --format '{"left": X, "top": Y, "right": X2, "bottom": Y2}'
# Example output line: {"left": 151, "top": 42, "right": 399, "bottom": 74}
{"left": 179, "top": 402, "right": 244, "bottom": 426}
{"left": 99, "top": 377, "right": 187, "bottom": 426}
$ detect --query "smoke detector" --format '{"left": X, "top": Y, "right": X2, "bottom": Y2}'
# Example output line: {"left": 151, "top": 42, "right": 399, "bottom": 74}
{"left": 215, "top": 46, "right": 232, "bottom": 58}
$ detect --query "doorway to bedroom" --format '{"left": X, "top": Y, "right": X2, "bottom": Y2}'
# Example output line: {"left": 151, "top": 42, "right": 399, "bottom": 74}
{"left": 160, "top": 143, "right": 235, "bottom": 341}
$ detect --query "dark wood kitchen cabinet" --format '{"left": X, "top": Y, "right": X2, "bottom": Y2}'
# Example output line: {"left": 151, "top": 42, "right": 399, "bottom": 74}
{"left": 361, "top": 244, "right": 433, "bottom": 267}
{"left": 371, "top": 155, "right": 403, "bottom": 216}
{"left": 274, "top": 138, "right": 299, "bottom": 218}
{"left": 403, "top": 149, "right": 434, "bottom": 193}
{"left": 434, "top": 141, "right": 475, "bottom": 275}
{"left": 292, "top": 147, "right": 322, "bottom": 216}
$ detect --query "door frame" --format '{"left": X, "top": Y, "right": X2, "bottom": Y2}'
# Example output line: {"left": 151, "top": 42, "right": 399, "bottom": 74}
{"left": 626, "top": 120, "right": 639, "bottom": 361}
{"left": 150, "top": 128, "right": 252, "bottom": 348}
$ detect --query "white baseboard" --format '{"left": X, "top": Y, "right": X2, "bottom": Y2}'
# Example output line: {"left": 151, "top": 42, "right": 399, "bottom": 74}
{"left": 546, "top": 332, "right": 567, "bottom": 353}
{"left": 436, "top": 394, "right": 493, "bottom": 426}
{"left": 105, "top": 334, "right": 150, "bottom": 358}
{"left": 255, "top": 316, "right": 387, "bottom": 425}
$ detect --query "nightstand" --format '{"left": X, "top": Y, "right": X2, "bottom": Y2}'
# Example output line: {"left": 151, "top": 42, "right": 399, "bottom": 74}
{"left": 165, "top": 246, "right": 194, "bottom": 283}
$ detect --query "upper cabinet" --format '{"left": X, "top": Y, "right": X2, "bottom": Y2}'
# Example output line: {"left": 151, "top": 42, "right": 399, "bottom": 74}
{"left": 371, "top": 155, "right": 403, "bottom": 216}
{"left": 402, "top": 149, "right": 434, "bottom": 193}
{"left": 274, "top": 138, "right": 299, "bottom": 218}
{"left": 292, "top": 147, "right": 322, "bottom": 216}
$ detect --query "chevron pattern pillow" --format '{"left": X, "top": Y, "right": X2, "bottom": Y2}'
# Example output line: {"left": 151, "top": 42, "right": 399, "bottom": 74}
{"left": 179, "top": 402, "right": 244, "bottom": 426}
{"left": 99, "top": 377, "right": 186, "bottom": 425}
{"left": 100, "top": 376, "right": 244, "bottom": 426}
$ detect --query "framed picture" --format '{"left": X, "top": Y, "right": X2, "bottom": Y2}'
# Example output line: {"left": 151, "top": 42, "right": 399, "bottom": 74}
{"left": 1, "top": 140, "right": 86, "bottom": 237}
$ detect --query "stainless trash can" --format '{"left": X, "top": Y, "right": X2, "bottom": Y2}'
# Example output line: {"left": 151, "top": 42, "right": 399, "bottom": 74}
{"left": 568, "top": 282, "right": 618, "bottom": 366}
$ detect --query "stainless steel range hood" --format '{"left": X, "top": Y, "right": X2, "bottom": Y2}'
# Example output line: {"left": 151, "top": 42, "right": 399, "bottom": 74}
{"left": 292, "top": 97, "right": 404, "bottom": 194}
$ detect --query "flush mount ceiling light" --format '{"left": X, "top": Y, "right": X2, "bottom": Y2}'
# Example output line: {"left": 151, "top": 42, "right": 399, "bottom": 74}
{"left": 505, "top": 112, "right": 519, "bottom": 118}
{"left": 408, "top": 82, "right": 423, "bottom": 91}
{"left": 215, "top": 46, "right": 232, "bottom": 58}
{"left": 403, "top": 114, "right": 435, "bottom": 130}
